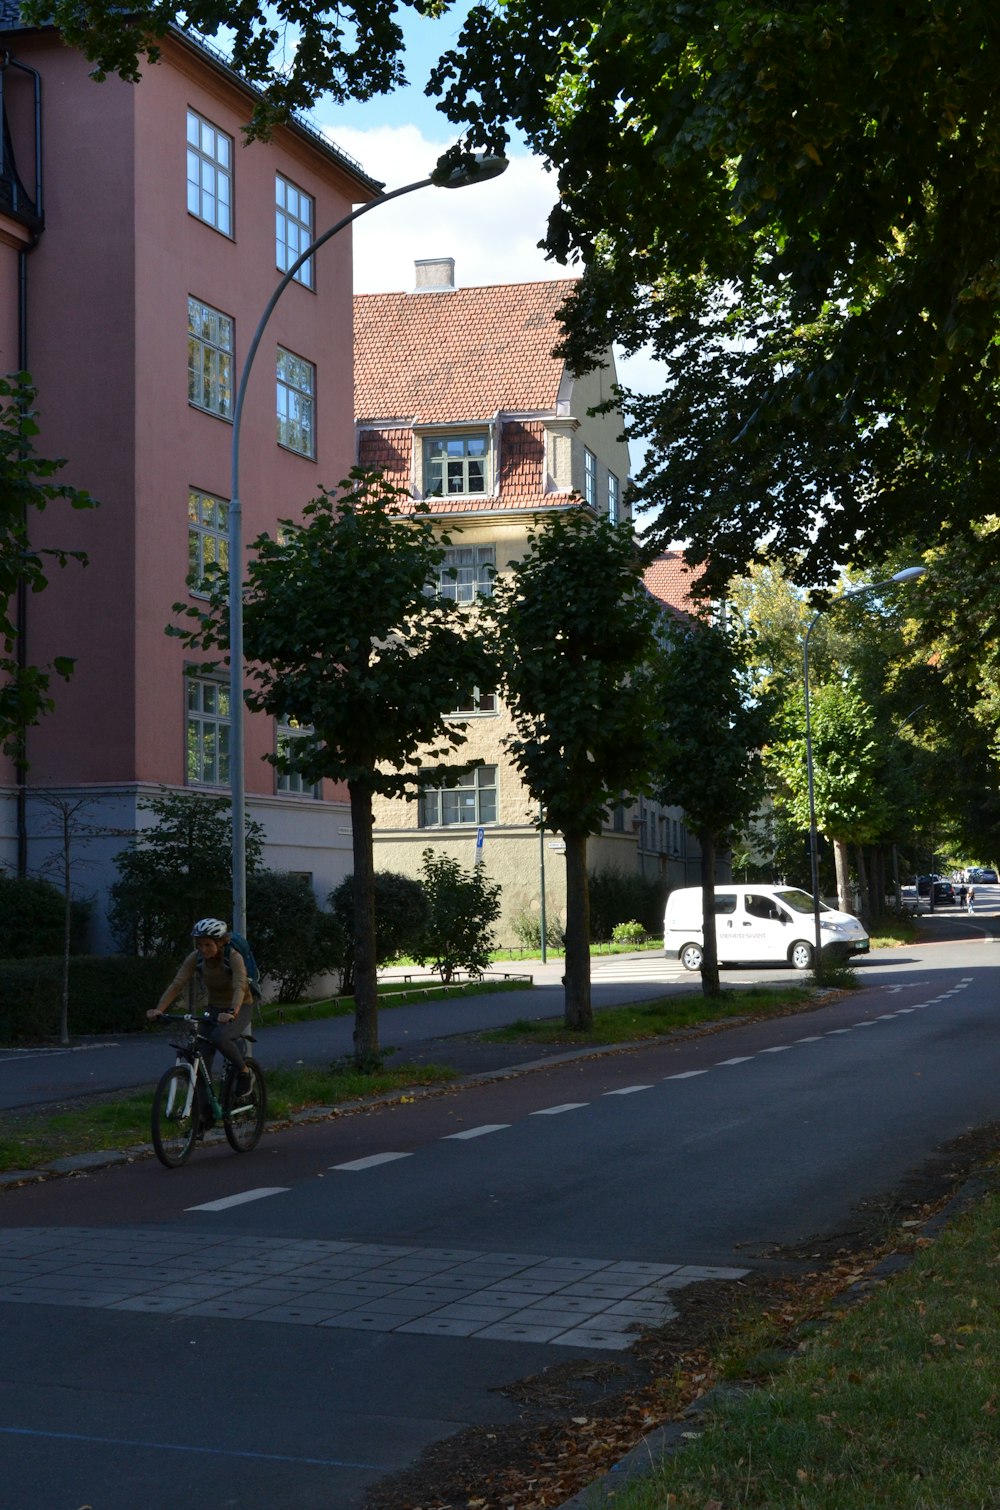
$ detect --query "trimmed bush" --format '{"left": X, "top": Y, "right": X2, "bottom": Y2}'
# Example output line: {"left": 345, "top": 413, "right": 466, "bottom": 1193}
{"left": 611, "top": 919, "right": 647, "bottom": 944}
{"left": 588, "top": 868, "right": 667, "bottom": 942}
{"left": 0, "top": 874, "right": 90, "bottom": 958}
{"left": 0, "top": 955, "right": 174, "bottom": 1041}
{"left": 414, "top": 849, "right": 502, "bottom": 983}
{"left": 247, "top": 871, "right": 346, "bottom": 1002}
{"left": 329, "top": 871, "right": 430, "bottom": 991}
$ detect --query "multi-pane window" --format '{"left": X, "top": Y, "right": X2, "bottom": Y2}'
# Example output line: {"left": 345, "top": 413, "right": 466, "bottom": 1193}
{"left": 419, "top": 765, "right": 497, "bottom": 827}
{"left": 449, "top": 688, "right": 497, "bottom": 715}
{"left": 188, "top": 297, "right": 233, "bottom": 419}
{"left": 188, "top": 489, "right": 229, "bottom": 595}
{"left": 435, "top": 545, "right": 495, "bottom": 602}
{"left": 276, "top": 348, "right": 315, "bottom": 456}
{"left": 186, "top": 110, "right": 233, "bottom": 235}
{"left": 276, "top": 175, "right": 315, "bottom": 288}
{"left": 425, "top": 434, "right": 489, "bottom": 496}
{"left": 276, "top": 721, "right": 320, "bottom": 797}
{"left": 186, "top": 677, "right": 230, "bottom": 786}
{"left": 608, "top": 471, "right": 620, "bottom": 524}
{"left": 584, "top": 447, "right": 597, "bottom": 508}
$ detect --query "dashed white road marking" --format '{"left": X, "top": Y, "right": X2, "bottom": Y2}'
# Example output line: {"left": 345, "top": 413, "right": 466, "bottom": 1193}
{"left": 760, "top": 1045, "right": 792, "bottom": 1053}
{"left": 443, "top": 1125, "right": 511, "bottom": 1140}
{"left": 664, "top": 1070, "right": 709, "bottom": 1080}
{"left": 187, "top": 1188, "right": 289, "bottom": 1212}
{"left": 716, "top": 1057, "right": 754, "bottom": 1066}
{"left": 603, "top": 1086, "right": 654, "bottom": 1096}
{"left": 531, "top": 1103, "right": 589, "bottom": 1116}
{"left": 795, "top": 1036, "right": 823, "bottom": 1043}
{"left": 827, "top": 1028, "right": 853, "bottom": 1035}
{"left": 331, "top": 1152, "right": 413, "bottom": 1171}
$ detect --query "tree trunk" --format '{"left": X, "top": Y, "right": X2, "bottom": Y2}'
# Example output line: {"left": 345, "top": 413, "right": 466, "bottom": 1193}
{"left": 348, "top": 779, "right": 380, "bottom": 1068}
{"left": 562, "top": 831, "right": 592, "bottom": 1030}
{"left": 834, "top": 838, "right": 851, "bottom": 913}
{"left": 699, "top": 830, "right": 721, "bottom": 997}
{"left": 60, "top": 808, "right": 71, "bottom": 1047}
{"left": 855, "top": 845, "right": 871, "bottom": 925}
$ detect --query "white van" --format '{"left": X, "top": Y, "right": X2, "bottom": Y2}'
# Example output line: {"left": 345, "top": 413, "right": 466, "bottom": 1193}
{"left": 664, "top": 885, "right": 870, "bottom": 971}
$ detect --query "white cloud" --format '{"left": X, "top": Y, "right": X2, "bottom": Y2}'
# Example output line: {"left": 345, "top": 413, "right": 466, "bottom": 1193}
{"left": 322, "top": 123, "right": 574, "bottom": 294}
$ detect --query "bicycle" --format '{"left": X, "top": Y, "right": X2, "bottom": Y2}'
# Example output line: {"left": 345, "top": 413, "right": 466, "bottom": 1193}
{"left": 151, "top": 1012, "right": 267, "bottom": 1168}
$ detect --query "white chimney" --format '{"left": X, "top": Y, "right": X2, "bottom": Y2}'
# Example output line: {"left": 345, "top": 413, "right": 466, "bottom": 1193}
{"left": 413, "top": 257, "right": 456, "bottom": 292}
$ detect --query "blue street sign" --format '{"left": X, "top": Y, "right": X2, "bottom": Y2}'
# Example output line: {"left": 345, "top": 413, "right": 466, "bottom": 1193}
{"left": 476, "top": 826, "right": 485, "bottom": 849}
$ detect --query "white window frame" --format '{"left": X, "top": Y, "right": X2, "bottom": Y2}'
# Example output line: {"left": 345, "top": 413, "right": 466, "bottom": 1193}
{"left": 608, "top": 471, "right": 620, "bottom": 524}
{"left": 419, "top": 766, "right": 498, "bottom": 827}
{"left": 276, "top": 347, "right": 316, "bottom": 457}
{"left": 186, "top": 676, "right": 230, "bottom": 787}
{"left": 584, "top": 447, "right": 598, "bottom": 508}
{"left": 276, "top": 174, "right": 315, "bottom": 288}
{"left": 448, "top": 687, "right": 498, "bottom": 716}
{"left": 276, "top": 720, "right": 321, "bottom": 797}
{"left": 186, "top": 109, "right": 233, "bottom": 236}
{"left": 188, "top": 297, "right": 233, "bottom": 420}
{"left": 434, "top": 545, "right": 496, "bottom": 603}
{"left": 187, "top": 488, "right": 229, "bottom": 597}
{"left": 424, "top": 432, "right": 490, "bottom": 497}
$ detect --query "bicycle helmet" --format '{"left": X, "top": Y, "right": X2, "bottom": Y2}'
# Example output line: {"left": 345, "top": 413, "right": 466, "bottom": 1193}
{"left": 191, "top": 917, "right": 228, "bottom": 939}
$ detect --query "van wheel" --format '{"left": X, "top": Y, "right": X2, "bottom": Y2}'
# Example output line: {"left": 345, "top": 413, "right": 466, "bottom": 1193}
{"left": 680, "top": 943, "right": 703, "bottom": 971}
{"left": 790, "top": 940, "right": 814, "bottom": 971}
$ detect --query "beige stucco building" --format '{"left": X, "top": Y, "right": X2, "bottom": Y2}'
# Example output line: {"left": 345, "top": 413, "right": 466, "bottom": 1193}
{"left": 355, "top": 262, "right": 700, "bottom": 944}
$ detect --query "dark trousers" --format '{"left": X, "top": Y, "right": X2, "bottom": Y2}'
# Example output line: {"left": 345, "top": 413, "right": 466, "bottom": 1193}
{"left": 205, "top": 1002, "right": 252, "bottom": 1076}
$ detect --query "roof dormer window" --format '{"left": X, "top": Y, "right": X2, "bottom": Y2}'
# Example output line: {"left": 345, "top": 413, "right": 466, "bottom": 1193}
{"left": 424, "top": 433, "right": 490, "bottom": 497}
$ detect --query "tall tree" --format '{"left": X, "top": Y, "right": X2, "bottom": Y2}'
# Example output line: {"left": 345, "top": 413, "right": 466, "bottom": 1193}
{"left": 650, "top": 616, "right": 770, "bottom": 996}
{"left": 491, "top": 512, "right": 661, "bottom": 1030}
{"left": 0, "top": 375, "right": 95, "bottom": 758}
{"left": 174, "top": 473, "right": 497, "bottom": 1066}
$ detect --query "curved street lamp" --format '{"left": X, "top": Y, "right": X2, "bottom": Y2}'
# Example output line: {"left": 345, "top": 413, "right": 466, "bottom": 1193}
{"left": 803, "top": 566, "right": 926, "bottom": 977}
{"left": 227, "top": 153, "right": 508, "bottom": 932}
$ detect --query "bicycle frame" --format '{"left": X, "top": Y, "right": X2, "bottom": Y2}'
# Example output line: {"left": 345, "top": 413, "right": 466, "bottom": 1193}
{"left": 165, "top": 1016, "right": 229, "bottom": 1122}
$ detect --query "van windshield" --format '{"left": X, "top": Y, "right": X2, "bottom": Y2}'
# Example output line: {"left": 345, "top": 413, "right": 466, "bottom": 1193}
{"left": 775, "top": 888, "right": 830, "bottom": 915}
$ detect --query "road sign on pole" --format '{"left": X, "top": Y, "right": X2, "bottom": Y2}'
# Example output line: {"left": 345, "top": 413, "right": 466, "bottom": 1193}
{"left": 475, "top": 826, "right": 485, "bottom": 864}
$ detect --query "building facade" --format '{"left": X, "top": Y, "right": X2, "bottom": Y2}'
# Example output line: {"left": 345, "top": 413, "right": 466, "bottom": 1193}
{"left": 356, "top": 261, "right": 697, "bottom": 943}
{"left": 0, "top": 8, "right": 379, "bottom": 944}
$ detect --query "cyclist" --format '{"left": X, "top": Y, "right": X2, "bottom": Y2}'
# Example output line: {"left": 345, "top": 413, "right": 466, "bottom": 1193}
{"left": 147, "top": 919, "right": 254, "bottom": 1096}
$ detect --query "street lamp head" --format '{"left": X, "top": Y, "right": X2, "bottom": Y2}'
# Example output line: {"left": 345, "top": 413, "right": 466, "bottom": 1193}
{"left": 890, "top": 565, "right": 926, "bottom": 583}
{"left": 430, "top": 152, "right": 509, "bottom": 189}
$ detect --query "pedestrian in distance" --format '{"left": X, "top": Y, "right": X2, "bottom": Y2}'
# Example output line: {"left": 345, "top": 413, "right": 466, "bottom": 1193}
{"left": 958, "top": 883, "right": 968, "bottom": 907}
{"left": 147, "top": 918, "right": 254, "bottom": 1094}
{"left": 967, "top": 886, "right": 976, "bottom": 915}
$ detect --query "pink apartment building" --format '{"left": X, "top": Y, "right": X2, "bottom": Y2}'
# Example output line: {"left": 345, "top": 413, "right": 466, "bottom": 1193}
{"left": 0, "top": 6, "right": 379, "bottom": 945}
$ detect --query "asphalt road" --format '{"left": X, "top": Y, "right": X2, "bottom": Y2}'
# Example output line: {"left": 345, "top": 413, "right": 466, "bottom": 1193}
{"left": 0, "top": 902, "right": 997, "bottom": 1510}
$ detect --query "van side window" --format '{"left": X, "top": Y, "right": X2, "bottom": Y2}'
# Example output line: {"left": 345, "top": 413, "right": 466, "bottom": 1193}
{"left": 712, "top": 893, "right": 738, "bottom": 915}
{"left": 745, "top": 892, "right": 779, "bottom": 921}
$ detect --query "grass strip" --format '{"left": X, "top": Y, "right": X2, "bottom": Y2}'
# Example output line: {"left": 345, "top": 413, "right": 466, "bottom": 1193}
{"left": 257, "top": 975, "right": 527, "bottom": 1025}
{"left": 0, "top": 1060, "right": 457, "bottom": 1174}
{"left": 612, "top": 1181, "right": 1000, "bottom": 1510}
{"left": 481, "top": 985, "right": 815, "bottom": 1046}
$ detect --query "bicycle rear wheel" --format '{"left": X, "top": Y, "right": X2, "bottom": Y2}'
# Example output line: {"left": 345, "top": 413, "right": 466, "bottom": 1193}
{"left": 151, "top": 1065, "right": 198, "bottom": 1168}
{"left": 222, "top": 1060, "right": 266, "bottom": 1153}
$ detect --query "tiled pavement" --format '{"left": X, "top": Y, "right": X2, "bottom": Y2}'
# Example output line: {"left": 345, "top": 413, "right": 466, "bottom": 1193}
{"left": 0, "top": 1226, "right": 747, "bottom": 1350}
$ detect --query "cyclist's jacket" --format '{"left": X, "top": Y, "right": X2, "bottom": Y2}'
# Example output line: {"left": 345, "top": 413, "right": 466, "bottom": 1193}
{"left": 156, "top": 948, "right": 252, "bottom": 1015}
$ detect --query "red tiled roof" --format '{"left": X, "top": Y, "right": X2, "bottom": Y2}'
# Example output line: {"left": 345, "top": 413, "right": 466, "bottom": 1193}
{"left": 643, "top": 552, "right": 704, "bottom": 618}
{"left": 354, "top": 280, "right": 579, "bottom": 424}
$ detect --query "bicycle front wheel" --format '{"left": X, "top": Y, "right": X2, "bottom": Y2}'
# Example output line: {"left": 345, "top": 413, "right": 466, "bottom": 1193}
{"left": 222, "top": 1061, "right": 267, "bottom": 1153}
{"left": 151, "top": 1065, "right": 198, "bottom": 1168}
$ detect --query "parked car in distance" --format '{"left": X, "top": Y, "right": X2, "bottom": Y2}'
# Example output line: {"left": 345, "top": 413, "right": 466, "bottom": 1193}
{"left": 933, "top": 881, "right": 955, "bottom": 904}
{"left": 978, "top": 868, "right": 998, "bottom": 884}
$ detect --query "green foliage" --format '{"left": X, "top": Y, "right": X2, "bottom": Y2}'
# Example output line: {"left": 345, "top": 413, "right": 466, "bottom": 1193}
{"left": 414, "top": 849, "right": 502, "bottom": 983}
{"left": 328, "top": 870, "right": 429, "bottom": 989}
{"left": 509, "top": 911, "right": 565, "bottom": 951}
{"left": 0, "top": 375, "right": 96, "bottom": 756}
{"left": 108, "top": 790, "right": 264, "bottom": 956}
{"left": 610, "top": 919, "right": 646, "bottom": 945}
{"left": 493, "top": 513, "right": 660, "bottom": 840}
{"left": 0, "top": 956, "right": 171, "bottom": 1041}
{"left": 172, "top": 472, "right": 497, "bottom": 1064}
{"left": 0, "top": 874, "right": 90, "bottom": 959}
{"left": 245, "top": 872, "right": 346, "bottom": 1003}
{"left": 587, "top": 869, "right": 665, "bottom": 942}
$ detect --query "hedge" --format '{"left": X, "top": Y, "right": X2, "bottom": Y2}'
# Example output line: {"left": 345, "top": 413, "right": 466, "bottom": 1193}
{"left": 0, "top": 956, "right": 174, "bottom": 1041}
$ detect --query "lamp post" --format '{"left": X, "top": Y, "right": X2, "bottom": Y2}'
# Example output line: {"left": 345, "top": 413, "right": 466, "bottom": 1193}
{"left": 226, "top": 154, "right": 507, "bottom": 933}
{"left": 803, "top": 566, "right": 926, "bottom": 978}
